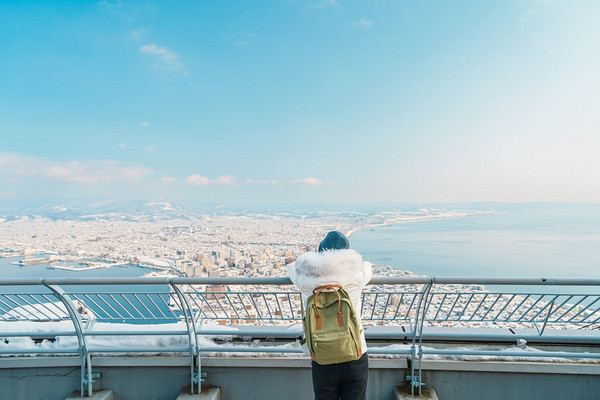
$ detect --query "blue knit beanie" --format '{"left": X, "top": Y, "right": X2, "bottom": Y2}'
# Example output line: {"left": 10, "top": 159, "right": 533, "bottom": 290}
{"left": 318, "top": 231, "right": 350, "bottom": 252}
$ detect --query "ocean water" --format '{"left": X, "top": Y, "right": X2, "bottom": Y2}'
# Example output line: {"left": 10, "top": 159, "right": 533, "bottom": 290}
{"left": 0, "top": 258, "right": 154, "bottom": 280}
{"left": 351, "top": 205, "right": 600, "bottom": 280}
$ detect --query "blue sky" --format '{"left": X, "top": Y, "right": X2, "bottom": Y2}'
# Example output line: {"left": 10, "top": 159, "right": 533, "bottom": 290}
{"left": 1, "top": 0, "right": 599, "bottom": 204}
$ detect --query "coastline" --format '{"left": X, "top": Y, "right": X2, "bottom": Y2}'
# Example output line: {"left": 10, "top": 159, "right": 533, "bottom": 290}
{"left": 346, "top": 210, "right": 496, "bottom": 239}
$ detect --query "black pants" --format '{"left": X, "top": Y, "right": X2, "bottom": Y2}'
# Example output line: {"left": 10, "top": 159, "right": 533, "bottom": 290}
{"left": 311, "top": 353, "right": 368, "bottom": 400}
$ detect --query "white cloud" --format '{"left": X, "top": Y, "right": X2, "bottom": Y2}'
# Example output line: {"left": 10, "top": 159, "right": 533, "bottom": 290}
{"left": 245, "top": 178, "right": 280, "bottom": 185}
{"left": 160, "top": 176, "right": 177, "bottom": 183}
{"left": 139, "top": 44, "right": 188, "bottom": 74}
{"left": 144, "top": 146, "right": 156, "bottom": 152}
{"left": 187, "top": 174, "right": 210, "bottom": 186}
{"left": 139, "top": 121, "right": 150, "bottom": 127}
{"left": 130, "top": 28, "right": 146, "bottom": 39}
{"left": 294, "top": 177, "right": 324, "bottom": 186}
{"left": 215, "top": 175, "right": 236, "bottom": 185}
{"left": 187, "top": 174, "right": 238, "bottom": 186}
{"left": 118, "top": 143, "right": 127, "bottom": 149}
{"left": 349, "top": 18, "right": 373, "bottom": 28}
{"left": 0, "top": 153, "right": 153, "bottom": 184}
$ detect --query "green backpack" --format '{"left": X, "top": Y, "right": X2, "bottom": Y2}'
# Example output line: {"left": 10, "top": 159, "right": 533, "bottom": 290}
{"left": 303, "top": 284, "right": 363, "bottom": 365}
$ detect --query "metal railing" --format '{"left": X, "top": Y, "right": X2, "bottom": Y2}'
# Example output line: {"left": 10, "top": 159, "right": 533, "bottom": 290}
{"left": 1, "top": 277, "right": 600, "bottom": 396}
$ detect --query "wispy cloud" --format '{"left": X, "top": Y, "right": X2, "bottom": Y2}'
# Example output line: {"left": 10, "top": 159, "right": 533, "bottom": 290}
{"left": 130, "top": 28, "right": 146, "bottom": 39}
{"left": 235, "top": 41, "right": 251, "bottom": 47}
{"left": 0, "top": 153, "right": 153, "bottom": 184}
{"left": 187, "top": 174, "right": 238, "bottom": 187}
{"left": 117, "top": 143, "right": 127, "bottom": 149}
{"left": 160, "top": 176, "right": 177, "bottom": 183}
{"left": 139, "top": 44, "right": 188, "bottom": 74}
{"left": 187, "top": 174, "right": 211, "bottom": 186}
{"left": 309, "top": 0, "right": 340, "bottom": 9}
{"left": 293, "top": 177, "right": 324, "bottom": 186}
{"left": 348, "top": 18, "right": 373, "bottom": 28}
{"left": 245, "top": 178, "right": 280, "bottom": 185}
{"left": 139, "top": 121, "right": 150, "bottom": 127}
{"left": 215, "top": 175, "right": 236, "bottom": 185}
{"left": 144, "top": 146, "right": 156, "bottom": 152}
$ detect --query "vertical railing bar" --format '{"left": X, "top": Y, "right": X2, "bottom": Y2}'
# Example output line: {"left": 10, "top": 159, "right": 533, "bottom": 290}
{"left": 468, "top": 293, "right": 489, "bottom": 321}
{"left": 577, "top": 296, "right": 600, "bottom": 323}
{"left": 369, "top": 293, "right": 379, "bottom": 320}
{"left": 505, "top": 295, "right": 531, "bottom": 321}
{"left": 78, "top": 294, "right": 112, "bottom": 320}
{"left": 360, "top": 292, "right": 367, "bottom": 317}
{"left": 274, "top": 293, "right": 284, "bottom": 320}
{"left": 210, "top": 292, "right": 230, "bottom": 319}
{"left": 381, "top": 293, "right": 392, "bottom": 320}
{"left": 131, "top": 293, "right": 158, "bottom": 318}
{"left": 405, "top": 293, "right": 419, "bottom": 322}
{"left": 560, "top": 297, "right": 588, "bottom": 323}
{"left": 144, "top": 293, "right": 171, "bottom": 319}
{"left": 119, "top": 293, "right": 147, "bottom": 319}
{"left": 445, "top": 293, "right": 462, "bottom": 320}
{"left": 517, "top": 295, "right": 545, "bottom": 322}
{"left": 186, "top": 291, "right": 206, "bottom": 320}
{"left": 0, "top": 295, "right": 10, "bottom": 313}
{"left": 547, "top": 295, "right": 579, "bottom": 322}
{"left": 528, "top": 295, "right": 558, "bottom": 322}
{"left": 538, "top": 301, "right": 555, "bottom": 336}
{"left": 551, "top": 295, "right": 578, "bottom": 321}
{"left": 236, "top": 293, "right": 252, "bottom": 319}
{"left": 432, "top": 293, "right": 448, "bottom": 321}
{"left": 107, "top": 294, "right": 136, "bottom": 319}
{"left": 37, "top": 294, "right": 69, "bottom": 320}
{"left": 455, "top": 293, "right": 474, "bottom": 321}
{"left": 248, "top": 292, "right": 263, "bottom": 319}
{"left": 480, "top": 293, "right": 502, "bottom": 321}
{"left": 224, "top": 293, "right": 241, "bottom": 320}
{"left": 391, "top": 293, "right": 404, "bottom": 321}
{"left": 163, "top": 292, "right": 187, "bottom": 319}
{"left": 493, "top": 294, "right": 517, "bottom": 321}
{"left": 1, "top": 296, "right": 38, "bottom": 320}
{"left": 262, "top": 293, "right": 274, "bottom": 320}
{"left": 189, "top": 292, "right": 210, "bottom": 320}
{"left": 198, "top": 293, "right": 219, "bottom": 319}
{"left": 14, "top": 294, "right": 56, "bottom": 320}
{"left": 95, "top": 293, "right": 128, "bottom": 320}
{"left": 286, "top": 292, "right": 295, "bottom": 320}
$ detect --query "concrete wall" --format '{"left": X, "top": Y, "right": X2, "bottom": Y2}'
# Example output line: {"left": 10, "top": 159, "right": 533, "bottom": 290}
{"left": 1, "top": 356, "right": 599, "bottom": 400}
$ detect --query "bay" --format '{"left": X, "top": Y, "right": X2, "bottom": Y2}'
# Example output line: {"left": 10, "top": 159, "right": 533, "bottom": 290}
{"left": 351, "top": 205, "right": 600, "bottom": 293}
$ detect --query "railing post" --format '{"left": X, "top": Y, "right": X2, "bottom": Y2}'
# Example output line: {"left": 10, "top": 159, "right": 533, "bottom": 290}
{"left": 42, "top": 281, "right": 92, "bottom": 397}
{"left": 170, "top": 281, "right": 200, "bottom": 394}
{"left": 408, "top": 279, "right": 434, "bottom": 396}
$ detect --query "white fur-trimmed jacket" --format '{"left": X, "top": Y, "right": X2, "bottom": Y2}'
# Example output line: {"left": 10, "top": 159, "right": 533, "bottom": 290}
{"left": 287, "top": 249, "right": 372, "bottom": 354}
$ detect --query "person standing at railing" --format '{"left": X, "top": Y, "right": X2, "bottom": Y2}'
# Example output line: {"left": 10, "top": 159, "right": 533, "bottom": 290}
{"left": 287, "top": 231, "right": 372, "bottom": 400}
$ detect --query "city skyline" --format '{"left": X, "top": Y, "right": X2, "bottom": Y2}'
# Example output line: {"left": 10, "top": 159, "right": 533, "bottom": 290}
{"left": 1, "top": 1, "right": 599, "bottom": 204}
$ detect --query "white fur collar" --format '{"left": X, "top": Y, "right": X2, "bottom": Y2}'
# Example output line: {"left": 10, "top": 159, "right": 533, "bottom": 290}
{"left": 287, "top": 249, "right": 367, "bottom": 295}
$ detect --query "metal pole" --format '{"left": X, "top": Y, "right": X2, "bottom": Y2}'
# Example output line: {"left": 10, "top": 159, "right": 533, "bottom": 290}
{"left": 43, "top": 282, "right": 92, "bottom": 397}
{"left": 171, "top": 282, "right": 199, "bottom": 394}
